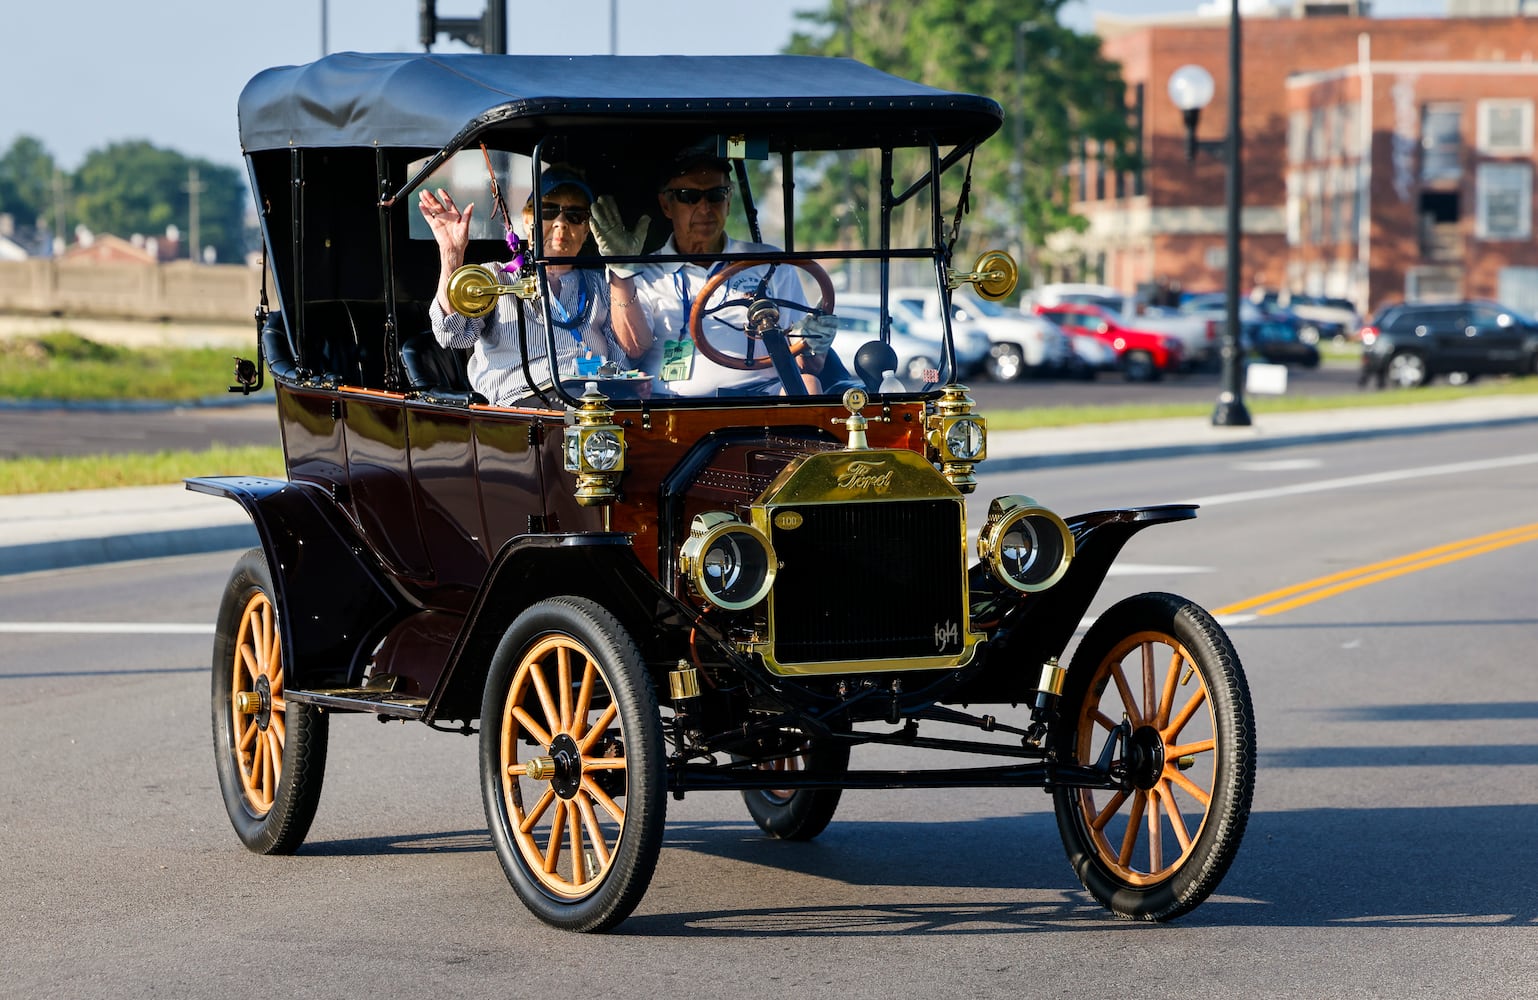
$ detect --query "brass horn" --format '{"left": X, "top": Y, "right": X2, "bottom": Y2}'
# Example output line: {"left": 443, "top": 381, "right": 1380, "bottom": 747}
{"left": 947, "top": 250, "right": 1019, "bottom": 301}
{"left": 445, "top": 264, "right": 537, "bottom": 319}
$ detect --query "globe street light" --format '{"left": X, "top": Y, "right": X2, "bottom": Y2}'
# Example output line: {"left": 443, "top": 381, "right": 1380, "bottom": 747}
{"left": 1168, "top": 0, "right": 1251, "bottom": 428}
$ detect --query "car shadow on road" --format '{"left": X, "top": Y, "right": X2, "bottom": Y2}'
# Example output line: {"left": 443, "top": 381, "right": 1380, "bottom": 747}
{"left": 295, "top": 777, "right": 1538, "bottom": 935}
{"left": 619, "top": 799, "right": 1538, "bottom": 936}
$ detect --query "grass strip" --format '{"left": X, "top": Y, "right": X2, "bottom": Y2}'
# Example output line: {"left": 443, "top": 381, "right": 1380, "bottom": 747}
{"left": 0, "top": 445, "right": 285, "bottom": 495}
{"left": 0, "top": 332, "right": 242, "bottom": 402}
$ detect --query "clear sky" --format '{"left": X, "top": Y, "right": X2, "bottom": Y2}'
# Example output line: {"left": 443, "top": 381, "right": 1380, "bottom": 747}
{"left": 3, "top": 0, "right": 1453, "bottom": 172}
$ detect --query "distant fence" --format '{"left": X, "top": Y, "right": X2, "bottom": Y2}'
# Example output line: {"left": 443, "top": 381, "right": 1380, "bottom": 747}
{"left": 0, "top": 260, "right": 264, "bottom": 324}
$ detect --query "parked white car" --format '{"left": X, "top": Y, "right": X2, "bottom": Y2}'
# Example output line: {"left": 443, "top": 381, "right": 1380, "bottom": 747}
{"left": 834, "top": 297, "right": 990, "bottom": 389}
{"left": 888, "top": 286, "right": 1073, "bottom": 381}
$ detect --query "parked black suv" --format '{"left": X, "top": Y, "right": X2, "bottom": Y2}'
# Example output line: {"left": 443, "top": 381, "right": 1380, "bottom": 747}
{"left": 1359, "top": 300, "right": 1538, "bottom": 388}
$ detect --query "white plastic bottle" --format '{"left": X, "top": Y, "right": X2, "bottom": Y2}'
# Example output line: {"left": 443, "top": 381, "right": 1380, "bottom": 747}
{"left": 878, "top": 369, "right": 904, "bottom": 394}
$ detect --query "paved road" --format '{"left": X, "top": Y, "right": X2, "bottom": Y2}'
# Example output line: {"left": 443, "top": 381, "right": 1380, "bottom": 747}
{"left": 0, "top": 401, "right": 281, "bottom": 459}
{"left": 5, "top": 425, "right": 1536, "bottom": 998}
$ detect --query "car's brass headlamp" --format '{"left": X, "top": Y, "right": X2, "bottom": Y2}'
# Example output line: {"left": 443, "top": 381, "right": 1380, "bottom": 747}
{"left": 925, "top": 385, "right": 986, "bottom": 493}
{"left": 563, "top": 382, "right": 625, "bottom": 507}
{"left": 977, "top": 495, "right": 1074, "bottom": 593}
{"left": 678, "top": 511, "right": 777, "bottom": 610}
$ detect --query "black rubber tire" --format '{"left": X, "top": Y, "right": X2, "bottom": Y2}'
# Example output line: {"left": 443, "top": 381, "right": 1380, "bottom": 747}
{"left": 986, "top": 343, "right": 1027, "bottom": 382}
{"left": 1122, "top": 350, "right": 1159, "bottom": 382}
{"left": 1050, "top": 592, "right": 1255, "bottom": 921}
{"left": 479, "top": 597, "right": 666, "bottom": 933}
{"left": 1386, "top": 351, "right": 1428, "bottom": 388}
{"left": 211, "top": 548, "right": 328, "bottom": 855}
{"left": 740, "top": 736, "right": 851, "bottom": 841}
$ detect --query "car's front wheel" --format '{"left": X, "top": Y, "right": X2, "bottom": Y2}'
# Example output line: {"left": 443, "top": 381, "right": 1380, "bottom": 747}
{"left": 986, "top": 343, "right": 1026, "bottom": 382}
{"left": 905, "top": 354, "right": 938, "bottom": 387}
{"left": 1050, "top": 592, "right": 1255, "bottom": 921}
{"left": 480, "top": 597, "right": 665, "bottom": 932}
{"left": 211, "top": 548, "right": 328, "bottom": 854}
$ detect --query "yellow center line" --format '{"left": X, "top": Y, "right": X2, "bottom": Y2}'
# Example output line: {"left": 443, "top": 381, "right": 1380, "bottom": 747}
{"left": 1212, "top": 522, "right": 1538, "bottom": 618}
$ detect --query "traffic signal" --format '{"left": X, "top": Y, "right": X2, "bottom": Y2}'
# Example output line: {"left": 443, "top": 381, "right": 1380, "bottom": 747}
{"left": 417, "top": 0, "right": 505, "bottom": 54}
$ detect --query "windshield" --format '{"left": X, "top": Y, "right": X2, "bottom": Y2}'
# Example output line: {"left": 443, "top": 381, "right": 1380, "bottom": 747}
{"left": 405, "top": 136, "right": 973, "bottom": 407}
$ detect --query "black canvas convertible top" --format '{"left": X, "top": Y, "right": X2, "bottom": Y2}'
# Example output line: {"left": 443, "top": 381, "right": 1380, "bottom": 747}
{"left": 238, "top": 52, "right": 1003, "bottom": 155}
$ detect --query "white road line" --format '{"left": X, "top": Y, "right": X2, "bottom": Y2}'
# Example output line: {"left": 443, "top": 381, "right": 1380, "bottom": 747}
{"left": 0, "top": 622, "right": 213, "bottom": 634}
{"left": 1188, "top": 452, "right": 1538, "bottom": 507}
{"left": 1107, "top": 563, "right": 1213, "bottom": 576}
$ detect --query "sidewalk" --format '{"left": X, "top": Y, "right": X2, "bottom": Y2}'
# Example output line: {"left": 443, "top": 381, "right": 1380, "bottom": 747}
{"left": 3, "top": 394, "right": 1537, "bottom": 576}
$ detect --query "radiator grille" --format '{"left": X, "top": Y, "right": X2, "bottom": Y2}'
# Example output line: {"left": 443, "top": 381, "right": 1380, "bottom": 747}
{"left": 769, "top": 499, "right": 966, "bottom": 665}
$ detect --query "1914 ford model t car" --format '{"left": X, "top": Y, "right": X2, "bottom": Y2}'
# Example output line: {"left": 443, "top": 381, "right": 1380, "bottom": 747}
{"left": 196, "top": 51, "right": 1254, "bottom": 932}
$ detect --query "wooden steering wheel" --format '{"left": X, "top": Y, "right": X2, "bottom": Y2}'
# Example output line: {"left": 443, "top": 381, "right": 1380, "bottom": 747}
{"left": 686, "top": 259, "right": 836, "bottom": 372}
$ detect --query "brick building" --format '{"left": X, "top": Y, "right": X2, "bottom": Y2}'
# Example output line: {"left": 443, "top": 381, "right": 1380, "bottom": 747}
{"left": 1055, "top": 4, "right": 1538, "bottom": 317}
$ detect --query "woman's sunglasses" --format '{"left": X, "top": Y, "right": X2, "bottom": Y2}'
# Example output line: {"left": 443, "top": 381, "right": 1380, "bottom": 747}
{"left": 539, "top": 204, "right": 591, "bottom": 225}
{"left": 664, "top": 185, "right": 731, "bottom": 205}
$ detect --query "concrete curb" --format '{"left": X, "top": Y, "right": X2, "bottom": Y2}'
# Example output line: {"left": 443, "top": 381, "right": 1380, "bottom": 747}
{"left": 1, "top": 524, "right": 259, "bottom": 575}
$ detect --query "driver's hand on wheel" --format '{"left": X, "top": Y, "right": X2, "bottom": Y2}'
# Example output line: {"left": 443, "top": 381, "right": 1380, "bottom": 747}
{"left": 591, "top": 195, "right": 650, "bottom": 279}
{"left": 789, "top": 313, "right": 837, "bottom": 355}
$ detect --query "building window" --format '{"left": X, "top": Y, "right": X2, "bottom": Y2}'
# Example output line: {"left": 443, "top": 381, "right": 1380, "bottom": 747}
{"left": 1477, "top": 163, "right": 1532, "bottom": 240}
{"left": 1477, "top": 100, "right": 1533, "bottom": 155}
{"left": 1289, "top": 111, "right": 1307, "bottom": 164}
{"left": 1421, "top": 103, "right": 1462, "bottom": 184}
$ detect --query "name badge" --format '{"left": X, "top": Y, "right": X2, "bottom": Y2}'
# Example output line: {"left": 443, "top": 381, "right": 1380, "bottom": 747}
{"left": 660, "top": 339, "right": 695, "bottom": 382}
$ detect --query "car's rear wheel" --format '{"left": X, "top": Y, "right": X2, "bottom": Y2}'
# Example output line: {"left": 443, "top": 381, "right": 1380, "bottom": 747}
{"left": 211, "top": 548, "right": 328, "bottom": 854}
{"left": 480, "top": 597, "right": 665, "bottom": 932}
{"left": 1386, "top": 351, "right": 1428, "bottom": 387}
{"left": 1051, "top": 592, "right": 1255, "bottom": 921}
{"left": 987, "top": 343, "right": 1026, "bottom": 382}
{"left": 740, "top": 735, "right": 851, "bottom": 841}
{"left": 1122, "top": 350, "right": 1158, "bottom": 382}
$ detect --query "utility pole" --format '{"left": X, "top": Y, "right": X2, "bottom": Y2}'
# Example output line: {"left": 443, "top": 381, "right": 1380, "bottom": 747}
{"left": 184, "top": 166, "right": 206, "bottom": 263}
{"left": 51, "top": 169, "right": 67, "bottom": 256}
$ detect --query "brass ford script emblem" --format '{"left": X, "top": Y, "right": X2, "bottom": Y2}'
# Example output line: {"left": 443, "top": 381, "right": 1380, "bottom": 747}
{"left": 835, "top": 459, "right": 894, "bottom": 494}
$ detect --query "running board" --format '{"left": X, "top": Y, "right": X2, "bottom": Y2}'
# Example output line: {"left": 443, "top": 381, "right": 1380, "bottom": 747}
{"left": 287, "top": 687, "right": 428, "bottom": 720}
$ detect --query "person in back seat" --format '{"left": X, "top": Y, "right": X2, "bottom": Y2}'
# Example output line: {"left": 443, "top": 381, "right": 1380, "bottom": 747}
{"left": 418, "top": 164, "right": 651, "bottom": 404}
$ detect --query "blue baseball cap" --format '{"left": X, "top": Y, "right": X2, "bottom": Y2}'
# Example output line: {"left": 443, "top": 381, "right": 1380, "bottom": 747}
{"left": 530, "top": 166, "right": 593, "bottom": 205}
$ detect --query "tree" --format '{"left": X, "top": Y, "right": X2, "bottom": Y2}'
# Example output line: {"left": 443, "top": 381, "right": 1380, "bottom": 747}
{"left": 71, "top": 141, "right": 247, "bottom": 263}
{"left": 786, "top": 0, "right": 1139, "bottom": 281}
{"left": 0, "top": 135, "right": 59, "bottom": 231}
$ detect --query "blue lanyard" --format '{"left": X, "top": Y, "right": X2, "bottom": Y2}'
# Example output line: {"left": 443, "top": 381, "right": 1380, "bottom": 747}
{"left": 548, "top": 271, "right": 592, "bottom": 339}
{"left": 672, "top": 262, "right": 725, "bottom": 340}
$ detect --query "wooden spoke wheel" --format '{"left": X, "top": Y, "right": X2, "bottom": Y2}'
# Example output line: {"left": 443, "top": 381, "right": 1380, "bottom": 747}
{"left": 740, "top": 735, "right": 850, "bottom": 841}
{"left": 1051, "top": 592, "right": 1254, "bottom": 921}
{"left": 211, "top": 549, "right": 327, "bottom": 855}
{"left": 480, "top": 597, "right": 664, "bottom": 932}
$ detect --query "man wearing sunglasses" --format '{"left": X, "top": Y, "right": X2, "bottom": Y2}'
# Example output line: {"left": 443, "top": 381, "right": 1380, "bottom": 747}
{"left": 420, "top": 165, "right": 651, "bottom": 404}
{"left": 596, "top": 150, "right": 837, "bottom": 396}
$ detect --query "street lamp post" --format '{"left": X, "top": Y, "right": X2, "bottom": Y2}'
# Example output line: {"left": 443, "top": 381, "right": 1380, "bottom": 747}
{"left": 1168, "top": 0, "right": 1251, "bottom": 428}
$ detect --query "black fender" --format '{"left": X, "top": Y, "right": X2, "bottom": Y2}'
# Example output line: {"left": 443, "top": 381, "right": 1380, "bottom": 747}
{"left": 424, "top": 532, "right": 707, "bottom": 724}
{"left": 953, "top": 504, "right": 1198, "bottom": 704}
{"left": 187, "top": 476, "right": 408, "bottom": 688}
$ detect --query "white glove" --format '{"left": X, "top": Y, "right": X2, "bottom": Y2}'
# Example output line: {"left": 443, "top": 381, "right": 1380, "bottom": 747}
{"left": 790, "top": 313, "right": 837, "bottom": 354}
{"left": 590, "top": 195, "right": 649, "bottom": 278}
